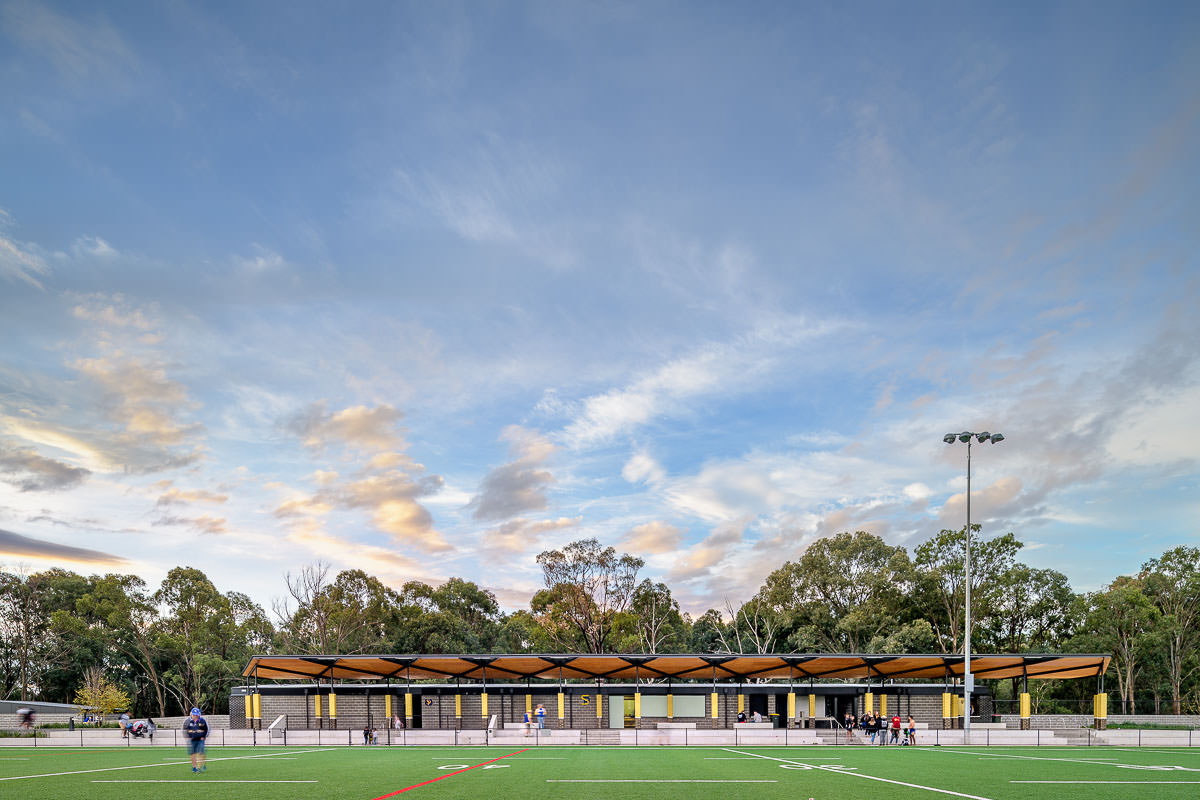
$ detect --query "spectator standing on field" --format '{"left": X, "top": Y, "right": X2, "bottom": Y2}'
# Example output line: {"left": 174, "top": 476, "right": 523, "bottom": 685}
{"left": 119, "top": 710, "right": 130, "bottom": 738}
{"left": 183, "top": 708, "right": 210, "bottom": 773}
{"left": 536, "top": 704, "right": 546, "bottom": 728}
{"left": 890, "top": 713, "right": 902, "bottom": 744}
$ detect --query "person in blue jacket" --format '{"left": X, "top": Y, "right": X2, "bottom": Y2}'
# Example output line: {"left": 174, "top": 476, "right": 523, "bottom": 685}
{"left": 182, "top": 708, "right": 209, "bottom": 773}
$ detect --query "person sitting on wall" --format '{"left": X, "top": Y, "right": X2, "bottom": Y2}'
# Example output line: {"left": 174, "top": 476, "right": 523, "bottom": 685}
{"left": 737, "top": 710, "right": 747, "bottom": 723}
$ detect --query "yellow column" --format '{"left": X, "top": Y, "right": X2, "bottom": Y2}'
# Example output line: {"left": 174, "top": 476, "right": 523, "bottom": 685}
{"left": 1019, "top": 692, "right": 1030, "bottom": 729}
{"left": 252, "top": 693, "right": 262, "bottom": 725}
{"left": 314, "top": 694, "right": 322, "bottom": 720}
{"left": 454, "top": 694, "right": 462, "bottom": 719}
{"left": 526, "top": 694, "right": 532, "bottom": 713}
{"left": 385, "top": 694, "right": 392, "bottom": 720}
{"left": 864, "top": 691, "right": 874, "bottom": 715}
{"left": 596, "top": 694, "right": 603, "bottom": 719}
{"left": 787, "top": 692, "right": 796, "bottom": 722}
{"left": 404, "top": 693, "right": 413, "bottom": 721}
{"left": 808, "top": 693, "right": 816, "bottom": 718}
{"left": 634, "top": 692, "right": 642, "bottom": 720}
{"left": 879, "top": 694, "right": 887, "bottom": 718}
{"left": 667, "top": 694, "right": 674, "bottom": 719}
{"left": 1094, "top": 693, "right": 1108, "bottom": 730}
{"left": 738, "top": 694, "right": 745, "bottom": 714}
{"left": 711, "top": 692, "right": 719, "bottom": 719}
{"left": 557, "top": 692, "right": 565, "bottom": 720}
{"left": 328, "top": 693, "right": 337, "bottom": 724}
{"left": 243, "top": 695, "right": 252, "bottom": 726}
{"left": 481, "top": 693, "right": 488, "bottom": 718}
{"left": 942, "top": 692, "right": 952, "bottom": 728}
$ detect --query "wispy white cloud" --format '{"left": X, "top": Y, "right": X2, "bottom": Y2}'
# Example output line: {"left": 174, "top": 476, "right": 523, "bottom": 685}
{"left": 0, "top": 527, "right": 127, "bottom": 566}
{"left": 1, "top": 0, "right": 139, "bottom": 83}
{"left": 470, "top": 425, "right": 557, "bottom": 521}
{"left": 561, "top": 315, "right": 836, "bottom": 448}
{"left": 0, "top": 442, "right": 90, "bottom": 491}
{"left": 0, "top": 219, "right": 50, "bottom": 289}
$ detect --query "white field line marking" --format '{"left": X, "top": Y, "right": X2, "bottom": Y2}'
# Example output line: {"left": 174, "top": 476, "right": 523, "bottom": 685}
{"left": 931, "top": 749, "right": 1200, "bottom": 772}
{"left": 93, "top": 779, "right": 318, "bottom": 784}
{"left": 1012, "top": 781, "right": 1200, "bottom": 785}
{"left": 0, "top": 748, "right": 333, "bottom": 782}
{"left": 548, "top": 779, "right": 778, "bottom": 783}
{"left": 1113, "top": 748, "right": 1200, "bottom": 755}
{"left": 980, "top": 756, "right": 1117, "bottom": 762}
{"left": 707, "top": 756, "right": 843, "bottom": 762}
{"left": 723, "top": 748, "right": 996, "bottom": 800}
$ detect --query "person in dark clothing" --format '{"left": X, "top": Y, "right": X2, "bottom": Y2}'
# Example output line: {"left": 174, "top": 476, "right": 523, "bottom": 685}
{"left": 183, "top": 708, "right": 210, "bottom": 773}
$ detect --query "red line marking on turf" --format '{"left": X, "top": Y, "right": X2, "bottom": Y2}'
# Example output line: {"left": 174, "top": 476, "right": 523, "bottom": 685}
{"left": 370, "top": 749, "right": 527, "bottom": 799}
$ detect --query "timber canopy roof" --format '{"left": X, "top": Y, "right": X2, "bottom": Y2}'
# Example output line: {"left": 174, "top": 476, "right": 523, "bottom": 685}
{"left": 242, "top": 653, "right": 1110, "bottom": 683}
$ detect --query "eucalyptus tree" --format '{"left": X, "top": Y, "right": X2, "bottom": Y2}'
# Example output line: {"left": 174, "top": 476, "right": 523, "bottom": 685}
{"left": 627, "top": 580, "right": 687, "bottom": 653}
{"left": 1073, "top": 576, "right": 1159, "bottom": 714}
{"left": 1139, "top": 546, "right": 1200, "bottom": 714}
{"left": 976, "top": 565, "right": 1077, "bottom": 653}
{"left": 912, "top": 527, "right": 1022, "bottom": 653}
{"left": 392, "top": 578, "right": 502, "bottom": 653}
{"left": 155, "top": 566, "right": 269, "bottom": 714}
{"left": 534, "top": 538, "right": 643, "bottom": 653}
{"left": 0, "top": 568, "right": 94, "bottom": 702}
{"left": 275, "top": 563, "right": 397, "bottom": 654}
{"left": 73, "top": 574, "right": 168, "bottom": 716}
{"left": 759, "top": 531, "right": 912, "bottom": 653}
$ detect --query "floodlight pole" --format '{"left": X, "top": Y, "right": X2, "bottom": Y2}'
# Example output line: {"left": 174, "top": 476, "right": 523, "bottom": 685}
{"left": 964, "top": 436, "right": 972, "bottom": 740}
{"left": 944, "top": 430, "right": 1003, "bottom": 741}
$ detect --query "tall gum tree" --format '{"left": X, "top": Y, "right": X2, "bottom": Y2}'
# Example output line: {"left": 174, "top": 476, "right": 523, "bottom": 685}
{"left": 535, "top": 538, "right": 643, "bottom": 653}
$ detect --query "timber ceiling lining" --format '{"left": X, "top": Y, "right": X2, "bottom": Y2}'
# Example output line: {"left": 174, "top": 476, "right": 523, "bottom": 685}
{"left": 242, "top": 653, "right": 1110, "bottom": 682}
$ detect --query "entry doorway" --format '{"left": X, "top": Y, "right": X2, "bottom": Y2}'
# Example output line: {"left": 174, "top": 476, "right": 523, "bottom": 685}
{"left": 825, "top": 695, "right": 856, "bottom": 722}
{"left": 747, "top": 694, "right": 769, "bottom": 721}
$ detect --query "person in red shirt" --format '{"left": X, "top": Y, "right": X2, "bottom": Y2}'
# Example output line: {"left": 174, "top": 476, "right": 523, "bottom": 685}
{"left": 890, "top": 714, "right": 901, "bottom": 744}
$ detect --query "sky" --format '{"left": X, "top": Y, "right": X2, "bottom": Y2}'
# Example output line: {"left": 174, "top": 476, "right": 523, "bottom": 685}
{"left": 1, "top": 0, "right": 1198, "bottom": 619}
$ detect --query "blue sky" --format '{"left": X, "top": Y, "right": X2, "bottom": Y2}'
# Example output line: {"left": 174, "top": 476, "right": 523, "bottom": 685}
{"left": 1, "top": 0, "right": 1197, "bottom": 615}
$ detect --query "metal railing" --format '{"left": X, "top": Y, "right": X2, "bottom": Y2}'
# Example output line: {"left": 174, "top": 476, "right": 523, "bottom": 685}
{"left": 2, "top": 724, "right": 1196, "bottom": 747}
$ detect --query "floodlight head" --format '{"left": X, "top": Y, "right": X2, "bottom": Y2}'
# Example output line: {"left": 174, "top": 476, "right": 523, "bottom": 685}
{"left": 944, "top": 434, "right": 957, "bottom": 444}
{"left": 976, "top": 432, "right": 991, "bottom": 443}
{"left": 958, "top": 432, "right": 972, "bottom": 443}
{"left": 990, "top": 432, "right": 1005, "bottom": 444}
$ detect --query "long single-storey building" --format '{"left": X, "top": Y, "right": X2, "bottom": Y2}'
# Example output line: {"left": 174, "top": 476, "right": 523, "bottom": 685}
{"left": 235, "top": 653, "right": 1111, "bottom": 732}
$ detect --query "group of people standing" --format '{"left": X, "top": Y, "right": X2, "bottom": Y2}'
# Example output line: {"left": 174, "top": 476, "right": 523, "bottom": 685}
{"left": 522, "top": 703, "right": 547, "bottom": 735}
{"left": 842, "top": 710, "right": 916, "bottom": 745}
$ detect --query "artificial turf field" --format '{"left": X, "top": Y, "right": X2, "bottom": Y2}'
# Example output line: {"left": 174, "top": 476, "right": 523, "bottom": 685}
{"left": 3, "top": 745, "right": 1200, "bottom": 800}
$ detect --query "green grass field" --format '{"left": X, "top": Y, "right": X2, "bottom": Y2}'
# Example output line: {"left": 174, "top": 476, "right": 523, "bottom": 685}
{"left": 3, "top": 745, "right": 1199, "bottom": 800}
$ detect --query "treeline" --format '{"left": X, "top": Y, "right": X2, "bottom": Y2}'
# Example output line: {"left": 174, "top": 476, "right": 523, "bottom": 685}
{"left": 1, "top": 531, "right": 1196, "bottom": 717}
